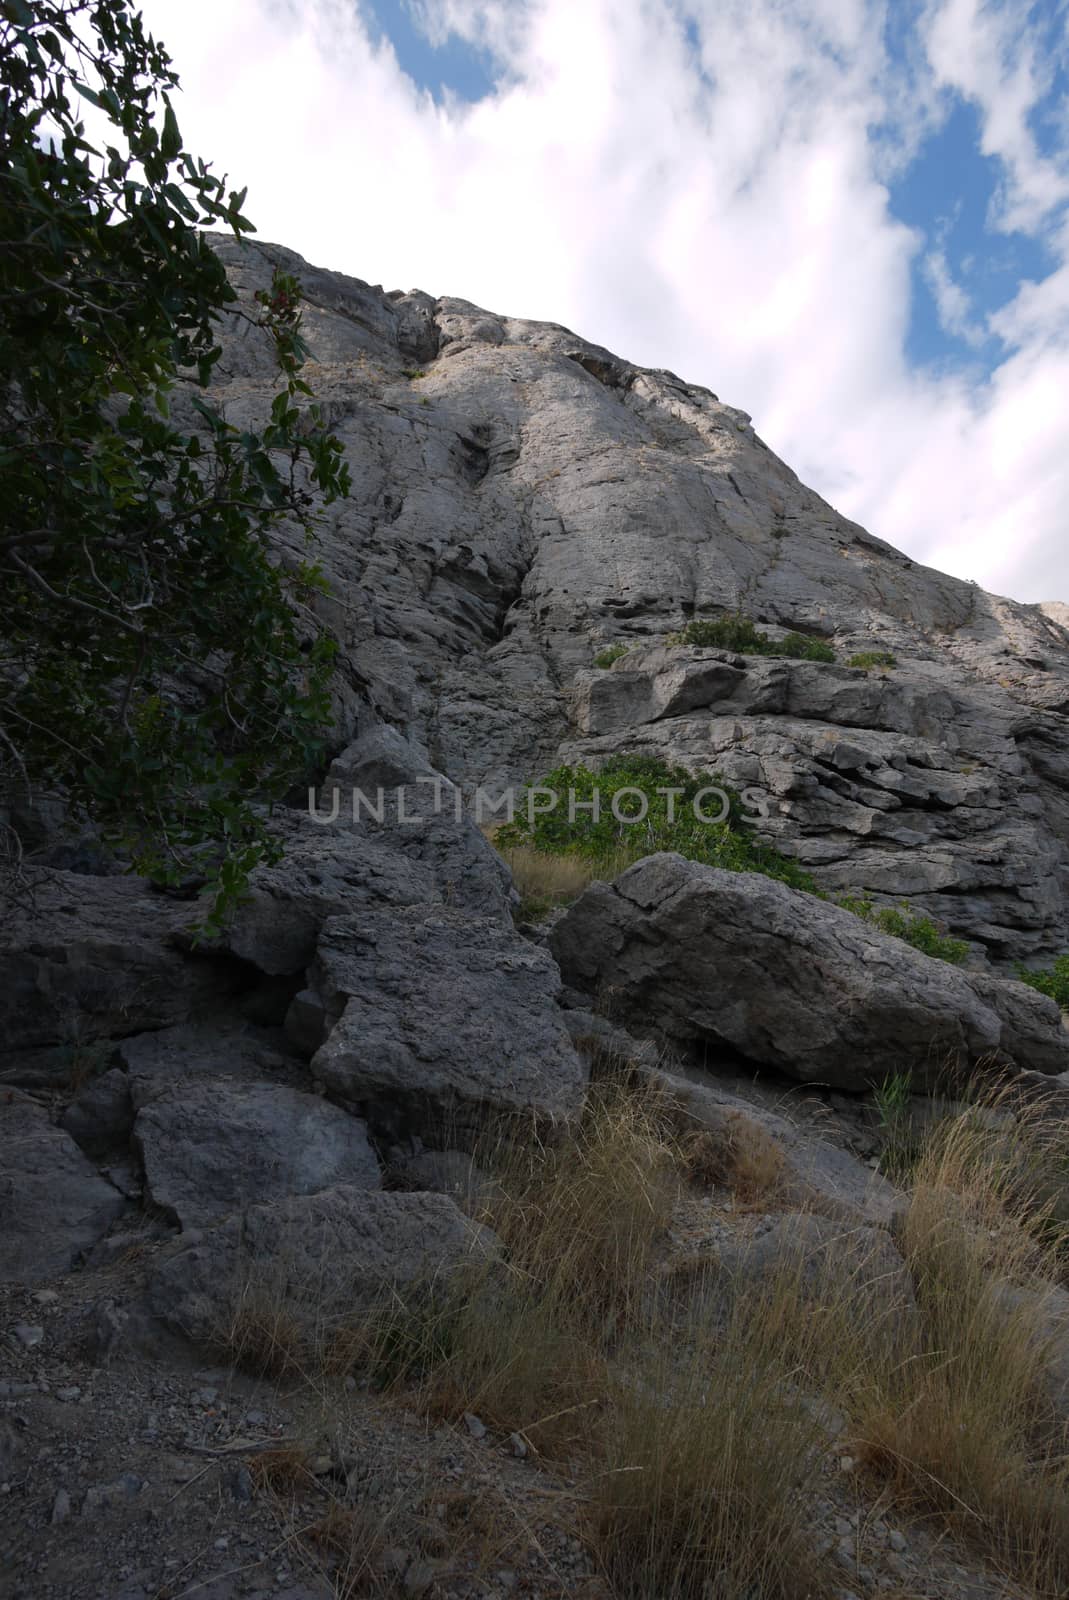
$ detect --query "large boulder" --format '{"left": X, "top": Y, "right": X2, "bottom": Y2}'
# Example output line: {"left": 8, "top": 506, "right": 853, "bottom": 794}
{"left": 309, "top": 904, "right": 586, "bottom": 1135}
{"left": 549, "top": 853, "right": 1069, "bottom": 1090}
{"left": 148, "top": 1185, "right": 498, "bottom": 1350}
{"left": 0, "top": 872, "right": 242, "bottom": 1053}
{"left": 0, "top": 1095, "right": 125, "bottom": 1283}
{"left": 131, "top": 1079, "right": 381, "bottom": 1229}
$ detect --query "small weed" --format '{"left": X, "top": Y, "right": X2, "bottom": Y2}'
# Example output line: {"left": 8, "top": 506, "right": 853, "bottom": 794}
{"left": 247, "top": 1442, "right": 314, "bottom": 1495}
{"left": 401, "top": 367, "right": 426, "bottom": 379}
{"left": 848, "top": 651, "right": 897, "bottom": 669}
{"left": 221, "top": 1281, "right": 308, "bottom": 1379}
{"left": 594, "top": 643, "right": 630, "bottom": 669}
{"left": 679, "top": 1116, "right": 787, "bottom": 1202}
{"left": 873, "top": 1071, "right": 920, "bottom": 1181}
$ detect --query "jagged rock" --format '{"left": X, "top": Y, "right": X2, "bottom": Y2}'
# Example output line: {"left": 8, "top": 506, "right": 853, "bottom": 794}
{"left": 149, "top": 1185, "right": 498, "bottom": 1348}
{"left": 562, "top": 643, "right": 1069, "bottom": 958}
{"left": 549, "top": 853, "right": 1069, "bottom": 1090}
{"left": 308, "top": 904, "right": 586, "bottom": 1136}
{"left": 221, "top": 783, "right": 513, "bottom": 977}
{"left": 0, "top": 871, "right": 243, "bottom": 1053}
{"left": 0, "top": 1095, "right": 125, "bottom": 1283}
{"left": 131, "top": 1079, "right": 380, "bottom": 1229}
{"left": 61, "top": 1069, "right": 134, "bottom": 1157}
{"left": 116, "top": 1018, "right": 302, "bottom": 1096}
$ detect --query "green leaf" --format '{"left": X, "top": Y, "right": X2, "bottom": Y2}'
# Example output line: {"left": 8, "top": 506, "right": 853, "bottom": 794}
{"left": 160, "top": 99, "right": 181, "bottom": 160}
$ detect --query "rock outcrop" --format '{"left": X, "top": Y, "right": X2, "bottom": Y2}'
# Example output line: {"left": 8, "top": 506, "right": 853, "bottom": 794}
{"left": 200, "top": 235, "right": 1069, "bottom": 961}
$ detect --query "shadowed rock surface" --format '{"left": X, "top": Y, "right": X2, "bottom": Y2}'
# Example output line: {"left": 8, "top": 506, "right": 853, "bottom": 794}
{"left": 550, "top": 853, "right": 1069, "bottom": 1089}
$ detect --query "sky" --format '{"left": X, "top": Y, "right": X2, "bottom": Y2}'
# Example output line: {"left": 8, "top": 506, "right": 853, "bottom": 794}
{"left": 134, "top": 0, "right": 1069, "bottom": 604}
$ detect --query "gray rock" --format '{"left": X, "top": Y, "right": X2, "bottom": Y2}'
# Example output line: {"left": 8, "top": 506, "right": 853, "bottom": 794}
{"left": 61, "top": 1068, "right": 134, "bottom": 1156}
{"left": 309, "top": 904, "right": 586, "bottom": 1134}
{"left": 132, "top": 1079, "right": 381, "bottom": 1229}
{"left": 116, "top": 1018, "right": 297, "bottom": 1095}
{"left": 0, "top": 1094, "right": 124, "bottom": 1284}
{"left": 0, "top": 872, "right": 241, "bottom": 1053}
{"left": 200, "top": 235, "right": 1069, "bottom": 962}
{"left": 149, "top": 1185, "right": 499, "bottom": 1350}
{"left": 549, "top": 853, "right": 1069, "bottom": 1090}
{"left": 221, "top": 790, "right": 513, "bottom": 976}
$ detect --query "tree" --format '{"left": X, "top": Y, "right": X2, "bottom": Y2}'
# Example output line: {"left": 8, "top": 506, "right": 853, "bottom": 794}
{"left": 0, "top": 0, "right": 351, "bottom": 926}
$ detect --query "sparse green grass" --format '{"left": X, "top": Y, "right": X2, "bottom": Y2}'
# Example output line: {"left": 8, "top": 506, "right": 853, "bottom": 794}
{"left": 594, "top": 642, "right": 631, "bottom": 669}
{"left": 839, "top": 895, "right": 970, "bottom": 964}
{"left": 848, "top": 651, "right": 897, "bottom": 669}
{"left": 872, "top": 1070, "right": 920, "bottom": 1181}
{"left": 667, "top": 613, "right": 836, "bottom": 662}
{"left": 401, "top": 367, "right": 426, "bottom": 379}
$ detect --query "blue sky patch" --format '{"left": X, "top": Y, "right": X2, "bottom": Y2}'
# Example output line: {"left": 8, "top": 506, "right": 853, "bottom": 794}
{"left": 888, "top": 96, "right": 1055, "bottom": 368}
{"left": 364, "top": 0, "right": 500, "bottom": 104}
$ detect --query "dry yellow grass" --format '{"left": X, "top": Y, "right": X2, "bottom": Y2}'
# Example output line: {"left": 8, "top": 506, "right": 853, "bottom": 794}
{"left": 842, "top": 1101, "right": 1069, "bottom": 1596}
{"left": 216, "top": 1067, "right": 1069, "bottom": 1599}
{"left": 495, "top": 842, "right": 599, "bottom": 916}
{"left": 679, "top": 1111, "right": 789, "bottom": 1202}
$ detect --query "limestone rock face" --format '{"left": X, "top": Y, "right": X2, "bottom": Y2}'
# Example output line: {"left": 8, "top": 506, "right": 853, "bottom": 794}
{"left": 548, "top": 853, "right": 1069, "bottom": 1089}
{"left": 202, "top": 235, "right": 1069, "bottom": 961}
{"left": 0, "top": 873, "right": 244, "bottom": 1054}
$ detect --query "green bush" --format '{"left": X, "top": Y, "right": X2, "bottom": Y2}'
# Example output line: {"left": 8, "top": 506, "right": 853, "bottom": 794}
{"left": 594, "top": 644, "right": 631, "bottom": 669}
{"left": 848, "top": 651, "right": 897, "bottom": 670}
{"left": 779, "top": 631, "right": 836, "bottom": 663}
{"left": 668, "top": 614, "right": 835, "bottom": 662}
{"left": 1016, "top": 956, "right": 1069, "bottom": 1009}
{"left": 496, "top": 755, "right": 816, "bottom": 892}
{"left": 668, "top": 615, "right": 769, "bottom": 653}
{"left": 839, "top": 897, "right": 970, "bottom": 965}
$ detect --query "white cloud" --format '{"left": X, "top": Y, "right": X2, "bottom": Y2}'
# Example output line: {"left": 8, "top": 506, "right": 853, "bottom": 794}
{"left": 922, "top": 247, "right": 986, "bottom": 344}
{"left": 135, "top": 0, "right": 1069, "bottom": 603}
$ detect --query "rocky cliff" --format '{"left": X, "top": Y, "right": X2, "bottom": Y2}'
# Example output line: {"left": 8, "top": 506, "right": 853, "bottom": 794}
{"left": 207, "top": 236, "right": 1069, "bottom": 964}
